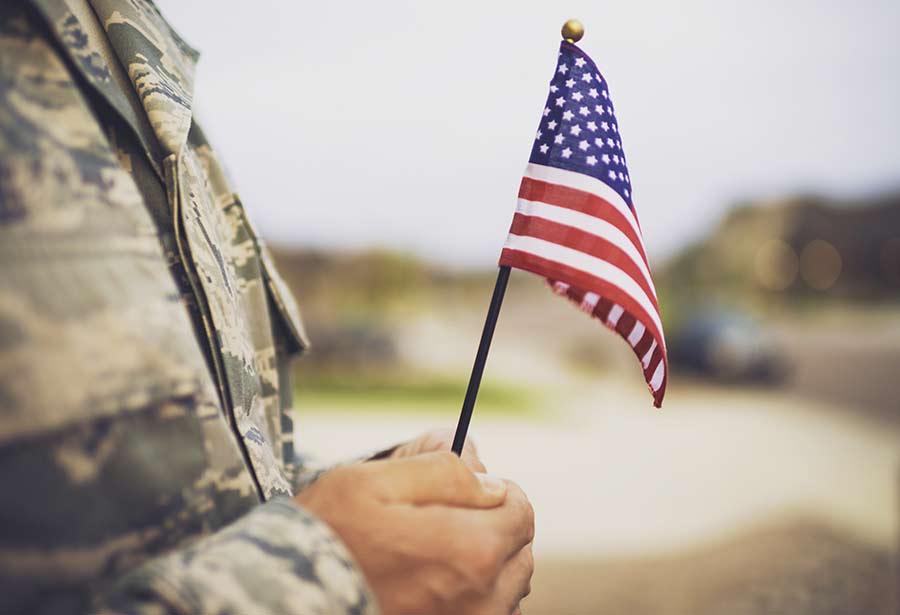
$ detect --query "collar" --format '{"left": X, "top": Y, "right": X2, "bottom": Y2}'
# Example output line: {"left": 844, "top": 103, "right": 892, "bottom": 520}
{"left": 28, "top": 0, "right": 198, "bottom": 163}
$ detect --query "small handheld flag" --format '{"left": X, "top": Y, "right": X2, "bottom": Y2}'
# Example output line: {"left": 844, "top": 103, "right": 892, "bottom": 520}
{"left": 452, "top": 20, "right": 667, "bottom": 455}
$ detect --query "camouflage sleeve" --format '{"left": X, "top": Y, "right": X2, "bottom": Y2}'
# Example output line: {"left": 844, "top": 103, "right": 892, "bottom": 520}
{"left": 98, "top": 497, "right": 379, "bottom": 615}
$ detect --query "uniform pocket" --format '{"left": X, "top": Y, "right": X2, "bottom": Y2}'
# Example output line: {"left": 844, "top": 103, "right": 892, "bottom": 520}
{"left": 0, "top": 235, "right": 213, "bottom": 444}
{"left": 233, "top": 195, "right": 310, "bottom": 356}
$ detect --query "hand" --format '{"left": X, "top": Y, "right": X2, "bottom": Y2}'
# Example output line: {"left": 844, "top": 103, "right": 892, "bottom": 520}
{"left": 390, "top": 428, "right": 486, "bottom": 473}
{"left": 295, "top": 452, "right": 534, "bottom": 615}
{"left": 439, "top": 482, "right": 535, "bottom": 615}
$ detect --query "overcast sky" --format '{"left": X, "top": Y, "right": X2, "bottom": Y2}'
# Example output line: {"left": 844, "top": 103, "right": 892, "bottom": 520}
{"left": 157, "top": 0, "right": 900, "bottom": 268}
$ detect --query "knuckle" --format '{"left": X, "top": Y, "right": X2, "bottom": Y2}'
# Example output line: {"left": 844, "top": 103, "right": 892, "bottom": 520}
{"left": 469, "top": 534, "right": 504, "bottom": 580}
{"left": 507, "top": 482, "right": 536, "bottom": 537}
{"left": 436, "top": 451, "right": 476, "bottom": 491}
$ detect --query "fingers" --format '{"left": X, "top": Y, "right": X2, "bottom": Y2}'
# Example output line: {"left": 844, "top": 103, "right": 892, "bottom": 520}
{"left": 394, "top": 428, "right": 487, "bottom": 473}
{"left": 365, "top": 451, "right": 508, "bottom": 508}
{"left": 486, "top": 481, "right": 535, "bottom": 561}
{"left": 494, "top": 545, "right": 534, "bottom": 614}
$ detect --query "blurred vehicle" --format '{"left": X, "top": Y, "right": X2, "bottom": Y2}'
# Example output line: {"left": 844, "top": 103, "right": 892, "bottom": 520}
{"left": 670, "top": 309, "right": 789, "bottom": 384}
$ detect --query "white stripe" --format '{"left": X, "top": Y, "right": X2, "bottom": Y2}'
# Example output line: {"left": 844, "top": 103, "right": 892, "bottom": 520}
{"left": 641, "top": 340, "right": 657, "bottom": 369}
{"left": 504, "top": 234, "right": 663, "bottom": 337}
{"left": 515, "top": 199, "right": 657, "bottom": 296}
{"left": 649, "top": 360, "right": 665, "bottom": 391}
{"left": 524, "top": 163, "right": 643, "bottom": 242}
{"left": 607, "top": 304, "right": 624, "bottom": 327}
{"left": 580, "top": 291, "right": 600, "bottom": 313}
{"left": 627, "top": 321, "right": 645, "bottom": 346}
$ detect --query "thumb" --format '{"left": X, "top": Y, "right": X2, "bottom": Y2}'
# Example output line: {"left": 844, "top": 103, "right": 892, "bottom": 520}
{"left": 367, "top": 451, "right": 507, "bottom": 508}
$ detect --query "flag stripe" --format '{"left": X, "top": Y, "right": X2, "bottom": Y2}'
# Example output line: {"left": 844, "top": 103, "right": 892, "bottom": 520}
{"left": 500, "top": 246, "right": 666, "bottom": 353}
{"left": 524, "top": 163, "right": 644, "bottom": 245}
{"left": 518, "top": 177, "right": 649, "bottom": 270}
{"left": 501, "top": 235, "right": 664, "bottom": 340}
{"left": 511, "top": 248, "right": 667, "bottom": 404}
{"left": 592, "top": 296, "right": 614, "bottom": 321}
{"left": 633, "top": 328, "right": 655, "bottom": 358}
{"left": 508, "top": 212, "right": 658, "bottom": 311}
{"left": 512, "top": 198, "right": 657, "bottom": 297}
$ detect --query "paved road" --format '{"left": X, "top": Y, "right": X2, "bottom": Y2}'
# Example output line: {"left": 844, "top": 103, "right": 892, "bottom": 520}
{"left": 296, "top": 378, "right": 899, "bottom": 557}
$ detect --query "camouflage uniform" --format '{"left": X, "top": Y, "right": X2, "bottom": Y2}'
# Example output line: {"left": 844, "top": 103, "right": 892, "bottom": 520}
{"left": 0, "top": 0, "right": 377, "bottom": 612}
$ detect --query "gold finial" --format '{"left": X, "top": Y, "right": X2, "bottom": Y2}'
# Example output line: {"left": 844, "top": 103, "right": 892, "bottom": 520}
{"left": 561, "top": 19, "right": 584, "bottom": 43}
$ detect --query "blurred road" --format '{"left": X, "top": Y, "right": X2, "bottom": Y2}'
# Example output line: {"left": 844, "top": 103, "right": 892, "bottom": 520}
{"left": 295, "top": 378, "right": 899, "bottom": 613}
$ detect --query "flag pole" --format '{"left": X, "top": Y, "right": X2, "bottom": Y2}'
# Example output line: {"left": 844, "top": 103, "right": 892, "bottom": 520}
{"left": 451, "top": 19, "right": 585, "bottom": 455}
{"left": 451, "top": 265, "right": 511, "bottom": 454}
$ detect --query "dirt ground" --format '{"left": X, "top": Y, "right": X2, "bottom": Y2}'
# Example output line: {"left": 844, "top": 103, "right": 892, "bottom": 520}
{"left": 525, "top": 520, "right": 896, "bottom": 615}
{"left": 296, "top": 375, "right": 899, "bottom": 614}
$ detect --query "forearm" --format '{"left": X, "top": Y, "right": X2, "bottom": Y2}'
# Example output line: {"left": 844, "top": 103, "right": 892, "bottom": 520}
{"left": 97, "top": 498, "right": 378, "bottom": 615}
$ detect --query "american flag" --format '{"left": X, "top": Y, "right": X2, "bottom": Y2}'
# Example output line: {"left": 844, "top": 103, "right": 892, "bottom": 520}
{"left": 499, "top": 41, "right": 668, "bottom": 407}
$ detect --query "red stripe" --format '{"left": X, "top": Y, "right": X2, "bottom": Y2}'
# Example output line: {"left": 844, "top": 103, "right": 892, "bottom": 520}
{"left": 566, "top": 285, "right": 585, "bottom": 305}
{"left": 643, "top": 346, "right": 663, "bottom": 381}
{"left": 593, "top": 296, "right": 614, "bottom": 321}
{"left": 643, "top": 347, "right": 666, "bottom": 407}
{"left": 508, "top": 214, "right": 659, "bottom": 311}
{"left": 615, "top": 312, "right": 637, "bottom": 339}
{"left": 518, "top": 177, "right": 650, "bottom": 270}
{"left": 633, "top": 329, "right": 654, "bottom": 358}
{"left": 500, "top": 248, "right": 667, "bottom": 368}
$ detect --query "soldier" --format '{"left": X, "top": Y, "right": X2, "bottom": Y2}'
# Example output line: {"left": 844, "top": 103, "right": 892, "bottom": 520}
{"left": 0, "top": 0, "right": 534, "bottom": 613}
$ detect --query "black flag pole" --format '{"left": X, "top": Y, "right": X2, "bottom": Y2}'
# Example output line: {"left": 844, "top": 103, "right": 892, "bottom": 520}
{"left": 451, "top": 265, "right": 511, "bottom": 455}
{"left": 452, "top": 20, "right": 587, "bottom": 455}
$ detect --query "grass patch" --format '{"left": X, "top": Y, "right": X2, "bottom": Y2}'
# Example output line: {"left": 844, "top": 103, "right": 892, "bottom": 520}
{"left": 294, "top": 373, "right": 543, "bottom": 416}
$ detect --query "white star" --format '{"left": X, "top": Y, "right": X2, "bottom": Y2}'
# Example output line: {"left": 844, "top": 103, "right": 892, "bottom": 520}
{"left": 555, "top": 96, "right": 565, "bottom": 107}
{"left": 607, "top": 105, "right": 613, "bottom": 114}
{"left": 586, "top": 155, "right": 598, "bottom": 166}
{"left": 554, "top": 134, "right": 564, "bottom": 144}
{"left": 565, "top": 78, "right": 576, "bottom": 88}
{"left": 581, "top": 73, "right": 593, "bottom": 83}
{"left": 572, "top": 92, "right": 583, "bottom": 102}
{"left": 542, "top": 107, "right": 551, "bottom": 117}
{"left": 595, "top": 73, "right": 603, "bottom": 83}
{"left": 608, "top": 170, "right": 617, "bottom": 180}
{"left": 601, "top": 122, "right": 610, "bottom": 131}
{"left": 607, "top": 137, "right": 615, "bottom": 147}
{"left": 547, "top": 120, "right": 558, "bottom": 130}
{"left": 601, "top": 90, "right": 608, "bottom": 99}
{"left": 579, "top": 106, "right": 590, "bottom": 116}
{"left": 595, "top": 105, "right": 605, "bottom": 115}
{"left": 540, "top": 143, "right": 549, "bottom": 154}
{"left": 562, "top": 110, "right": 574, "bottom": 121}
{"left": 578, "top": 139, "right": 589, "bottom": 151}
{"left": 611, "top": 124, "right": 618, "bottom": 133}
{"left": 569, "top": 124, "right": 582, "bottom": 136}
{"left": 618, "top": 171, "right": 625, "bottom": 180}
{"left": 587, "top": 121, "right": 597, "bottom": 131}
{"left": 602, "top": 154, "right": 611, "bottom": 164}
{"left": 536, "top": 130, "right": 543, "bottom": 141}
{"left": 558, "top": 63, "right": 568, "bottom": 74}
{"left": 575, "top": 57, "right": 586, "bottom": 68}
{"left": 624, "top": 188, "right": 629, "bottom": 197}
{"left": 588, "top": 88, "right": 599, "bottom": 99}
{"left": 594, "top": 138, "right": 604, "bottom": 147}
{"left": 625, "top": 174, "right": 630, "bottom": 183}
{"left": 616, "top": 140, "right": 621, "bottom": 148}
{"left": 561, "top": 147, "right": 572, "bottom": 158}
{"left": 612, "top": 154, "right": 619, "bottom": 164}
{"left": 550, "top": 85, "right": 559, "bottom": 93}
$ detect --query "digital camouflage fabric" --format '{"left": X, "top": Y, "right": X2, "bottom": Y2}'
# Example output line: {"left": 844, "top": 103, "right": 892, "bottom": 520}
{"left": 0, "top": 0, "right": 377, "bottom": 612}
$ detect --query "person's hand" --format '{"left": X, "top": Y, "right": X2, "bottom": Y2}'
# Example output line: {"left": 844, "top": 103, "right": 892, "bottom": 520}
{"left": 295, "top": 452, "right": 534, "bottom": 615}
{"left": 390, "top": 428, "right": 485, "bottom": 472}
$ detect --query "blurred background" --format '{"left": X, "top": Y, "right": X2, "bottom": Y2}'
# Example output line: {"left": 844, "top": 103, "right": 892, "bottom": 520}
{"left": 160, "top": 1, "right": 899, "bottom": 613}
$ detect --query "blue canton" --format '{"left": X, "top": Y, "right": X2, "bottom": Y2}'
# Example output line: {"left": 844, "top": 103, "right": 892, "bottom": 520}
{"left": 529, "top": 42, "right": 634, "bottom": 209}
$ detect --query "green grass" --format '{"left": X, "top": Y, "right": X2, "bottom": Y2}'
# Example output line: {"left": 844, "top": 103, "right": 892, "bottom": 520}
{"left": 294, "top": 373, "right": 543, "bottom": 416}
